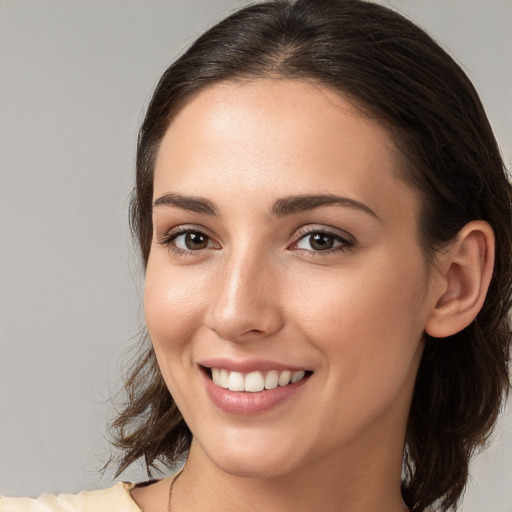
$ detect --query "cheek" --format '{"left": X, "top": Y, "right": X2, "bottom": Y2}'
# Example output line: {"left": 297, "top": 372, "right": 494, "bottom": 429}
{"left": 144, "top": 262, "right": 206, "bottom": 353}
{"left": 289, "top": 253, "right": 427, "bottom": 374}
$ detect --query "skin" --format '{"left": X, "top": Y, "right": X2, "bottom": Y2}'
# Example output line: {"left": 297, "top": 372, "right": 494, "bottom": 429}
{"left": 133, "top": 79, "right": 492, "bottom": 512}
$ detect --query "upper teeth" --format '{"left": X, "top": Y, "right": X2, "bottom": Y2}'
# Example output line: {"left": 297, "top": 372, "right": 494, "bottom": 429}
{"left": 211, "top": 368, "right": 306, "bottom": 393}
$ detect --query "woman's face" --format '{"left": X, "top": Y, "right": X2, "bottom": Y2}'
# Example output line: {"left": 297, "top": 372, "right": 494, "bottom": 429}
{"left": 145, "top": 80, "right": 437, "bottom": 478}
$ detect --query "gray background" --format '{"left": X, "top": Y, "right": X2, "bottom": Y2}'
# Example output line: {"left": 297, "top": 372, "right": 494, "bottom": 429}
{"left": 1, "top": 1, "right": 511, "bottom": 510}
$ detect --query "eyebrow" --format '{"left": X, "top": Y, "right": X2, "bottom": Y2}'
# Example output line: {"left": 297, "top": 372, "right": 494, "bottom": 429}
{"left": 269, "top": 194, "right": 380, "bottom": 220}
{"left": 153, "top": 192, "right": 218, "bottom": 215}
{"left": 152, "top": 192, "right": 379, "bottom": 220}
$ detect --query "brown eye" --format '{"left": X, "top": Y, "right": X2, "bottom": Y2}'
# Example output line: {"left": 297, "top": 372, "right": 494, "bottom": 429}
{"left": 172, "top": 231, "right": 213, "bottom": 251}
{"left": 309, "top": 233, "right": 335, "bottom": 250}
{"left": 185, "top": 232, "right": 209, "bottom": 250}
{"left": 294, "top": 230, "right": 353, "bottom": 253}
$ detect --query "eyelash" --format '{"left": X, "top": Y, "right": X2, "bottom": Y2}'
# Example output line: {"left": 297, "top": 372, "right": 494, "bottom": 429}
{"left": 157, "top": 226, "right": 355, "bottom": 257}
{"left": 157, "top": 226, "right": 219, "bottom": 257}
{"left": 290, "top": 227, "right": 355, "bottom": 255}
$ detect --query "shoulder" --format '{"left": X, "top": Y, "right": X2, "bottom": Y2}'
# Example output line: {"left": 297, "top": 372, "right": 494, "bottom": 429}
{"left": 0, "top": 482, "right": 142, "bottom": 512}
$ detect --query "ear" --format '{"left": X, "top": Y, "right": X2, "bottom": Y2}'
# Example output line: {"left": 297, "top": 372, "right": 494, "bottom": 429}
{"left": 425, "top": 220, "right": 495, "bottom": 338}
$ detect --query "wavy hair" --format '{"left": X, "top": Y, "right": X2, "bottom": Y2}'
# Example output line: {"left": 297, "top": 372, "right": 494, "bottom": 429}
{"left": 111, "top": 1, "right": 512, "bottom": 510}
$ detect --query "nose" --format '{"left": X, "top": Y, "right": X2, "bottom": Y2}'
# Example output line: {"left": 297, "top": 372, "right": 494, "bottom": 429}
{"left": 204, "top": 250, "right": 284, "bottom": 343}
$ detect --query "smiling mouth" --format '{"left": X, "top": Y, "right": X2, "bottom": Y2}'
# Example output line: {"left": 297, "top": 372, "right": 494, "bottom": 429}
{"left": 204, "top": 367, "right": 312, "bottom": 393}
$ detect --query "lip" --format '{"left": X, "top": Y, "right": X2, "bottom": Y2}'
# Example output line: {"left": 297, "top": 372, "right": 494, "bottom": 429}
{"left": 200, "top": 364, "right": 311, "bottom": 415}
{"left": 199, "top": 357, "right": 307, "bottom": 373}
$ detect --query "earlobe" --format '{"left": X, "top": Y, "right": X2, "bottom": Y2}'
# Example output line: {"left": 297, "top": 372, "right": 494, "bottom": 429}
{"left": 425, "top": 221, "right": 495, "bottom": 338}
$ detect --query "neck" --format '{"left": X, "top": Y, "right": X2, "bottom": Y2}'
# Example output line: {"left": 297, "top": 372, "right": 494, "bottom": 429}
{"left": 169, "top": 347, "right": 421, "bottom": 512}
{"left": 172, "top": 425, "right": 408, "bottom": 512}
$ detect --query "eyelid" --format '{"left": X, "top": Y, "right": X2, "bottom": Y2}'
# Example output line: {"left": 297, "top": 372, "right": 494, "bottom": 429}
{"left": 156, "top": 223, "right": 354, "bottom": 257}
{"left": 157, "top": 224, "right": 214, "bottom": 242}
{"left": 157, "top": 224, "right": 221, "bottom": 255}
{"left": 288, "top": 225, "right": 356, "bottom": 253}
{"left": 294, "top": 224, "right": 354, "bottom": 242}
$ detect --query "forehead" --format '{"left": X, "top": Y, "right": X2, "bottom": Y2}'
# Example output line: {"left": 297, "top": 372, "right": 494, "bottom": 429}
{"left": 153, "top": 79, "right": 417, "bottom": 220}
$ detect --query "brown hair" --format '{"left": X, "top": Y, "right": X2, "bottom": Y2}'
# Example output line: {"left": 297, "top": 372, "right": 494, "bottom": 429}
{"left": 111, "top": 1, "right": 512, "bottom": 510}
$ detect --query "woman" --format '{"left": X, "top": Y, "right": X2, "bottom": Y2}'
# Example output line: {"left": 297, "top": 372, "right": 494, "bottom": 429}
{"left": 2, "top": 0, "right": 510, "bottom": 511}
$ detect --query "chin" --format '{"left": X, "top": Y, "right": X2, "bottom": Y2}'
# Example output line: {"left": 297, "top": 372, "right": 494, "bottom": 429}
{"left": 214, "top": 455, "right": 299, "bottom": 480}
{"left": 195, "top": 433, "right": 306, "bottom": 479}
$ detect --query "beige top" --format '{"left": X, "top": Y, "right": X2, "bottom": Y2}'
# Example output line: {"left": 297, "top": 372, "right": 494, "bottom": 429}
{"left": 0, "top": 482, "right": 142, "bottom": 512}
